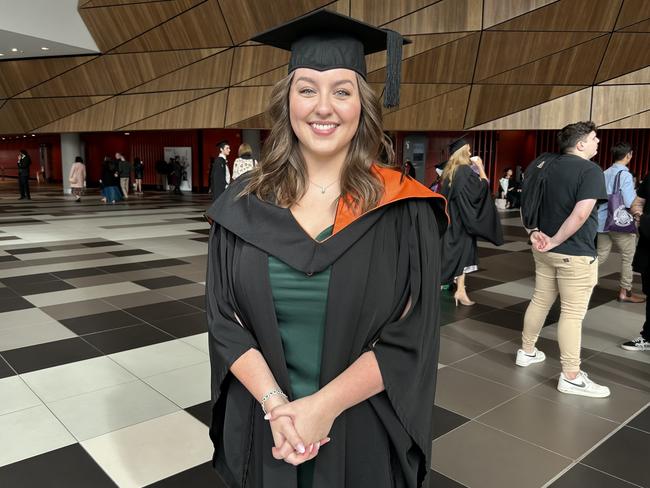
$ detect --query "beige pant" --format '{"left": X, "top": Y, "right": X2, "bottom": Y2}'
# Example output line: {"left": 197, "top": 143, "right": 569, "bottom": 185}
{"left": 119, "top": 177, "right": 129, "bottom": 197}
{"left": 522, "top": 250, "right": 598, "bottom": 373}
{"left": 597, "top": 232, "right": 637, "bottom": 290}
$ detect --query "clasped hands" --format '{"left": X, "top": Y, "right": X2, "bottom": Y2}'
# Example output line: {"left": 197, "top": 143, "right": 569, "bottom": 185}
{"left": 530, "top": 230, "right": 557, "bottom": 252}
{"left": 263, "top": 393, "right": 336, "bottom": 466}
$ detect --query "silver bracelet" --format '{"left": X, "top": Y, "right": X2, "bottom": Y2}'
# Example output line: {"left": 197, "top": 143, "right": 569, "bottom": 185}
{"left": 260, "top": 388, "right": 287, "bottom": 414}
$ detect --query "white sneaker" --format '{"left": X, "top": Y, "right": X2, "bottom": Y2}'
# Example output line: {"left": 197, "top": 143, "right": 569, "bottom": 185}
{"left": 515, "top": 348, "right": 546, "bottom": 367}
{"left": 621, "top": 337, "right": 650, "bottom": 351}
{"left": 557, "top": 371, "right": 610, "bottom": 398}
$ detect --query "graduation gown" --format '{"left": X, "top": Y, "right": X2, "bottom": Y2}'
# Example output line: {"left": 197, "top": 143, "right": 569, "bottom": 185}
{"left": 211, "top": 156, "right": 228, "bottom": 201}
{"left": 205, "top": 166, "right": 447, "bottom": 488}
{"left": 440, "top": 165, "right": 503, "bottom": 283}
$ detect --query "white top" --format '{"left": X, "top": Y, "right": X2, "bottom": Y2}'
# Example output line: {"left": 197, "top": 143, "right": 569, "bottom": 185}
{"left": 232, "top": 157, "right": 257, "bottom": 180}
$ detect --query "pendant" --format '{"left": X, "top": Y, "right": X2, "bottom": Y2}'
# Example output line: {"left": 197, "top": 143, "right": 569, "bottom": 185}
{"left": 320, "top": 187, "right": 326, "bottom": 194}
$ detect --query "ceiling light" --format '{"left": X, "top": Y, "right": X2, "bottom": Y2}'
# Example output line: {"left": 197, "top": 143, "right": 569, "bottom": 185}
{"left": 0, "top": 54, "right": 4, "bottom": 56}
{"left": 41, "top": 47, "right": 49, "bottom": 51}
{"left": 31, "top": 134, "right": 36, "bottom": 137}
{"left": 11, "top": 48, "right": 18, "bottom": 52}
{"left": 124, "top": 132, "right": 130, "bottom": 135}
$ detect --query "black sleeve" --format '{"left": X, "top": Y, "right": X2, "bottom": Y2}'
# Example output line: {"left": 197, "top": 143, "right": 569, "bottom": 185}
{"left": 206, "top": 225, "right": 259, "bottom": 402}
{"left": 638, "top": 177, "right": 649, "bottom": 200}
{"left": 456, "top": 166, "right": 504, "bottom": 245}
{"left": 577, "top": 164, "right": 607, "bottom": 202}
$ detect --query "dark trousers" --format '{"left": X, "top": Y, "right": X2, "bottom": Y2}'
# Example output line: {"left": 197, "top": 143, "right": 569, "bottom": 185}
{"left": 19, "top": 174, "right": 30, "bottom": 198}
{"left": 642, "top": 271, "right": 649, "bottom": 341}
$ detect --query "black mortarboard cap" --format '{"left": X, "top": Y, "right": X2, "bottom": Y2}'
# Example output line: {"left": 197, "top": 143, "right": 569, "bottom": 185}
{"left": 251, "top": 10, "right": 409, "bottom": 108}
{"left": 448, "top": 135, "right": 470, "bottom": 157}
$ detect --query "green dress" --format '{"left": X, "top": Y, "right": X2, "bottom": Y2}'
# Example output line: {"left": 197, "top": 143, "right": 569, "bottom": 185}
{"left": 268, "top": 226, "right": 332, "bottom": 488}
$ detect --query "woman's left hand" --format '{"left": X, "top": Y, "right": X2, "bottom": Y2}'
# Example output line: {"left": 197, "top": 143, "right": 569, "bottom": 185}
{"left": 265, "top": 393, "right": 337, "bottom": 450}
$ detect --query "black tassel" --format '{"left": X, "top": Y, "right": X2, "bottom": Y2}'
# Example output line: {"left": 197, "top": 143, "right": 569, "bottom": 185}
{"left": 384, "top": 29, "right": 403, "bottom": 108}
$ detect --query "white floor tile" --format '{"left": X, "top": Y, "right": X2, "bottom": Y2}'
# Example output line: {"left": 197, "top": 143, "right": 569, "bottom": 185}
{"left": 0, "top": 308, "right": 62, "bottom": 331}
{"left": 181, "top": 332, "right": 209, "bottom": 354}
{"left": 21, "top": 356, "right": 137, "bottom": 403}
{"left": 47, "top": 380, "right": 179, "bottom": 441}
{"left": 0, "top": 405, "right": 76, "bottom": 467}
{"left": 0, "top": 376, "right": 42, "bottom": 416}
{"left": 109, "top": 339, "right": 208, "bottom": 378}
{"left": 81, "top": 411, "right": 213, "bottom": 488}
{"left": 143, "top": 361, "right": 211, "bottom": 408}
{"left": 0, "top": 320, "right": 77, "bottom": 352}
{"left": 24, "top": 282, "right": 149, "bottom": 307}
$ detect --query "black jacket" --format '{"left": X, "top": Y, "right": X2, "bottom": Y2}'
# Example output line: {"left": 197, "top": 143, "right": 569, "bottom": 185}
{"left": 17, "top": 154, "right": 32, "bottom": 176}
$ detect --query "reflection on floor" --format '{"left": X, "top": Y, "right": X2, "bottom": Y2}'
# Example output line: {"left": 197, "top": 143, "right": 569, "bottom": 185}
{"left": 0, "top": 183, "right": 647, "bottom": 488}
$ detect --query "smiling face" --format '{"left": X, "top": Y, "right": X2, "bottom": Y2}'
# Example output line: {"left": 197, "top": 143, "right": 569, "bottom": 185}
{"left": 289, "top": 68, "right": 361, "bottom": 164}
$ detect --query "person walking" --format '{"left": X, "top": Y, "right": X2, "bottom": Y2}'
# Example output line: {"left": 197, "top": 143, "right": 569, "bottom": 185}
{"left": 596, "top": 142, "right": 645, "bottom": 303}
{"left": 17, "top": 149, "right": 32, "bottom": 200}
{"left": 68, "top": 156, "right": 86, "bottom": 202}
{"left": 211, "top": 141, "right": 230, "bottom": 200}
{"left": 133, "top": 157, "right": 144, "bottom": 195}
{"left": 116, "top": 153, "right": 131, "bottom": 198}
{"left": 204, "top": 10, "right": 447, "bottom": 488}
{"left": 518, "top": 121, "right": 610, "bottom": 398}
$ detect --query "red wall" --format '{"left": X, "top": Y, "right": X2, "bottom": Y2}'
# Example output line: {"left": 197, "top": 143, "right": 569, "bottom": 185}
{"left": 0, "top": 134, "right": 61, "bottom": 180}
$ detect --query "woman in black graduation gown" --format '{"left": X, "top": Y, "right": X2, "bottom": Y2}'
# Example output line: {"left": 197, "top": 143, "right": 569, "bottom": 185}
{"left": 204, "top": 10, "right": 447, "bottom": 488}
{"left": 440, "top": 139, "right": 503, "bottom": 306}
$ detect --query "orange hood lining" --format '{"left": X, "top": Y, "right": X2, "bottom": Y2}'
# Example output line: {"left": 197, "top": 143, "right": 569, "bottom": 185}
{"left": 332, "top": 165, "right": 449, "bottom": 235}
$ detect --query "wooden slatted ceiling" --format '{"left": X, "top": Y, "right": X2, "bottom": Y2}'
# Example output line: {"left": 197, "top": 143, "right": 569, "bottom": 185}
{"left": 79, "top": 0, "right": 202, "bottom": 52}
{"left": 596, "top": 33, "right": 650, "bottom": 83}
{"left": 377, "top": 84, "right": 466, "bottom": 114}
{"left": 479, "top": 36, "right": 609, "bottom": 85}
{"left": 19, "top": 49, "right": 220, "bottom": 97}
{"left": 236, "top": 66, "right": 288, "bottom": 87}
{"left": 227, "top": 111, "right": 273, "bottom": 129}
{"left": 3, "top": 97, "right": 110, "bottom": 133}
{"left": 474, "top": 32, "right": 603, "bottom": 81}
{"left": 229, "top": 47, "right": 290, "bottom": 85}
{"left": 83, "top": 0, "right": 175, "bottom": 7}
{"left": 112, "top": 0, "right": 233, "bottom": 53}
{"left": 383, "top": 0, "right": 482, "bottom": 34}
{"left": 601, "top": 66, "right": 650, "bottom": 85}
{"left": 490, "top": 0, "right": 622, "bottom": 31}
{"left": 349, "top": 0, "right": 441, "bottom": 27}
{"left": 482, "top": 0, "right": 557, "bottom": 29}
{"left": 615, "top": 0, "right": 650, "bottom": 30}
{"left": 33, "top": 97, "right": 119, "bottom": 133}
{"left": 592, "top": 85, "right": 650, "bottom": 126}
{"left": 620, "top": 18, "right": 650, "bottom": 32}
{"left": 225, "top": 87, "right": 275, "bottom": 127}
{"left": 601, "top": 110, "right": 650, "bottom": 129}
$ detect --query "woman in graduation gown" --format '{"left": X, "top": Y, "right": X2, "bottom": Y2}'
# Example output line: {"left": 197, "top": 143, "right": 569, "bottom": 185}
{"left": 204, "top": 10, "right": 448, "bottom": 488}
{"left": 440, "top": 139, "right": 503, "bottom": 306}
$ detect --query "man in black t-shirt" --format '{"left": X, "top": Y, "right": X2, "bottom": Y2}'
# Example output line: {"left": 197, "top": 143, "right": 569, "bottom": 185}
{"left": 516, "top": 121, "right": 611, "bottom": 398}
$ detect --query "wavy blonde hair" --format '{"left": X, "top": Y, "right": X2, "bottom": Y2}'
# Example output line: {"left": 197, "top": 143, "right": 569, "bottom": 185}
{"left": 441, "top": 144, "right": 472, "bottom": 187}
{"left": 240, "top": 72, "right": 396, "bottom": 212}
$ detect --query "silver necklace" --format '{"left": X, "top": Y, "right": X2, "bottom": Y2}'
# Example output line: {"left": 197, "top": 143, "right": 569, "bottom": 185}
{"left": 309, "top": 178, "right": 338, "bottom": 194}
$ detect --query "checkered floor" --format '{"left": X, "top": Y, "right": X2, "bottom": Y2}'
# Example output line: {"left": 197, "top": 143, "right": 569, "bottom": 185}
{"left": 0, "top": 181, "right": 647, "bottom": 488}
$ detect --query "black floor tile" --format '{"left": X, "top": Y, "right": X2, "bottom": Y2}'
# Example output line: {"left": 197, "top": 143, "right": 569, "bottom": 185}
{"left": 52, "top": 267, "right": 108, "bottom": 279}
{"left": 145, "top": 462, "right": 225, "bottom": 488}
{"left": 134, "top": 276, "right": 194, "bottom": 290}
{"left": 472, "top": 307, "right": 525, "bottom": 331}
{"left": 423, "top": 470, "right": 467, "bottom": 487}
{"left": 142, "top": 258, "right": 189, "bottom": 268}
{"left": 582, "top": 427, "right": 650, "bottom": 488}
{"left": 627, "top": 405, "right": 650, "bottom": 434}
{"left": 185, "top": 401, "right": 212, "bottom": 427}
{"left": 4, "top": 247, "right": 49, "bottom": 255}
{"left": 189, "top": 228, "right": 210, "bottom": 235}
{"left": 1, "top": 272, "right": 58, "bottom": 286}
{"left": 0, "top": 355, "right": 16, "bottom": 379}
{"left": 0, "top": 287, "right": 19, "bottom": 299}
{"left": 589, "top": 286, "right": 617, "bottom": 308}
{"left": 8, "top": 280, "right": 74, "bottom": 296}
{"left": 0, "top": 295, "right": 35, "bottom": 313}
{"left": 0, "top": 255, "right": 19, "bottom": 262}
{"left": 550, "top": 463, "right": 639, "bottom": 488}
{"left": 82, "top": 240, "right": 121, "bottom": 248}
{"left": 439, "top": 295, "right": 499, "bottom": 326}
{"left": 83, "top": 324, "right": 173, "bottom": 354}
{"left": 126, "top": 300, "right": 201, "bottom": 323}
{"left": 108, "top": 249, "right": 152, "bottom": 257}
{"left": 2, "top": 338, "right": 102, "bottom": 374}
{"left": 180, "top": 295, "right": 206, "bottom": 311}
{"left": 98, "top": 262, "right": 150, "bottom": 273}
{"left": 150, "top": 312, "right": 208, "bottom": 338}
{"left": 464, "top": 276, "right": 505, "bottom": 292}
{"left": 478, "top": 247, "right": 511, "bottom": 258}
{"left": 61, "top": 310, "right": 144, "bottom": 335}
{"left": 432, "top": 406, "right": 470, "bottom": 440}
{"left": 0, "top": 444, "right": 117, "bottom": 488}
{"left": 190, "top": 237, "right": 209, "bottom": 243}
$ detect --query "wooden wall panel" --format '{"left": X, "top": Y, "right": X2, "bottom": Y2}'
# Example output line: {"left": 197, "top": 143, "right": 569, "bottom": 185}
{"left": 480, "top": 36, "right": 609, "bottom": 85}
{"left": 236, "top": 66, "right": 288, "bottom": 87}
{"left": 227, "top": 111, "right": 273, "bottom": 129}
{"left": 113, "top": 90, "right": 220, "bottom": 128}
{"left": 349, "top": 0, "right": 440, "bottom": 27}
{"left": 121, "top": 89, "right": 228, "bottom": 130}
{"left": 366, "top": 33, "right": 470, "bottom": 72}
{"left": 615, "top": 0, "right": 650, "bottom": 30}
{"left": 383, "top": 0, "right": 482, "bottom": 35}
{"left": 218, "top": 0, "right": 332, "bottom": 45}
{"left": 230, "top": 47, "right": 290, "bottom": 85}
{"left": 596, "top": 33, "right": 650, "bottom": 83}
{"left": 127, "top": 49, "right": 232, "bottom": 93}
{"left": 113, "top": 0, "right": 234, "bottom": 53}
{"left": 471, "top": 88, "right": 592, "bottom": 130}
{"left": 5, "top": 96, "right": 109, "bottom": 132}
{"left": 21, "top": 50, "right": 219, "bottom": 97}
{"left": 0, "top": 56, "right": 95, "bottom": 98}
{"left": 368, "top": 33, "right": 480, "bottom": 84}
{"left": 83, "top": 0, "right": 171, "bottom": 6}
{"left": 601, "top": 66, "right": 650, "bottom": 85}
{"left": 474, "top": 32, "right": 602, "bottom": 81}
{"left": 34, "top": 98, "right": 119, "bottom": 133}
{"left": 79, "top": 0, "right": 201, "bottom": 52}
{"left": 592, "top": 85, "right": 650, "bottom": 126}
{"left": 621, "top": 18, "right": 650, "bottom": 32}
{"left": 0, "top": 103, "right": 29, "bottom": 134}
{"left": 600, "top": 110, "right": 650, "bottom": 129}
{"left": 491, "top": 0, "right": 622, "bottom": 31}
{"left": 225, "top": 87, "right": 274, "bottom": 126}
{"left": 483, "top": 0, "right": 557, "bottom": 28}
{"left": 465, "top": 85, "right": 584, "bottom": 128}
{"left": 383, "top": 86, "right": 471, "bottom": 130}
{"left": 375, "top": 83, "right": 465, "bottom": 114}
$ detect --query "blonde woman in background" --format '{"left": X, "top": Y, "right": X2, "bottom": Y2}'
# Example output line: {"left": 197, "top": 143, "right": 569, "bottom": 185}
{"left": 231, "top": 142, "right": 257, "bottom": 181}
{"left": 68, "top": 156, "right": 86, "bottom": 202}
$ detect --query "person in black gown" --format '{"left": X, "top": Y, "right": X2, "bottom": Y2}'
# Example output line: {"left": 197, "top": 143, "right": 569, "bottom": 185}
{"left": 440, "top": 138, "right": 503, "bottom": 305}
{"left": 204, "top": 10, "right": 448, "bottom": 488}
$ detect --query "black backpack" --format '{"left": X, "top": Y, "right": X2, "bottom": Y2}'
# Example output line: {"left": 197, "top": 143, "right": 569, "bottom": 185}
{"left": 520, "top": 152, "right": 561, "bottom": 230}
